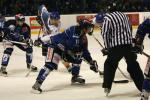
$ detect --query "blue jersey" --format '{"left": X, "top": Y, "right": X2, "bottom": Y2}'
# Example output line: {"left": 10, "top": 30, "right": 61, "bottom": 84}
{"left": 136, "top": 18, "right": 150, "bottom": 38}
{"left": 50, "top": 25, "right": 92, "bottom": 63}
{"left": 3, "top": 20, "right": 31, "bottom": 41}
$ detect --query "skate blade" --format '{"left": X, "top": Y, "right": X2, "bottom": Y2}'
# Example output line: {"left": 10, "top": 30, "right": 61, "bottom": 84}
{"left": 0, "top": 73, "right": 7, "bottom": 77}
{"left": 71, "top": 82, "right": 85, "bottom": 85}
{"left": 30, "top": 89, "right": 42, "bottom": 94}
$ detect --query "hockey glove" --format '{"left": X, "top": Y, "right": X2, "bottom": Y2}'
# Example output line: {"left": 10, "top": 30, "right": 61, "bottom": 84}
{"left": 18, "top": 35, "right": 25, "bottom": 42}
{"left": 101, "top": 48, "right": 109, "bottom": 56}
{"left": 132, "top": 34, "right": 144, "bottom": 54}
{"left": 90, "top": 60, "right": 98, "bottom": 73}
{"left": 24, "top": 38, "right": 33, "bottom": 47}
{"left": 34, "top": 38, "right": 42, "bottom": 46}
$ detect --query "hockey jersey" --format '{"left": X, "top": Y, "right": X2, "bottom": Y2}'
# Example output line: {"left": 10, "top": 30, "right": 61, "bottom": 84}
{"left": 136, "top": 18, "right": 150, "bottom": 38}
{"left": 50, "top": 25, "right": 92, "bottom": 63}
{"left": 3, "top": 20, "right": 31, "bottom": 41}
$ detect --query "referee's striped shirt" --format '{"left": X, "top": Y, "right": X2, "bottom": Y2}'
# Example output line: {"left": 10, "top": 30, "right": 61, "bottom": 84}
{"left": 101, "top": 11, "right": 132, "bottom": 48}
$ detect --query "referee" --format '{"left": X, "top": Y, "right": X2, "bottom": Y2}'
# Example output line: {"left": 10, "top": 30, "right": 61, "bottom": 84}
{"left": 93, "top": 11, "right": 144, "bottom": 95}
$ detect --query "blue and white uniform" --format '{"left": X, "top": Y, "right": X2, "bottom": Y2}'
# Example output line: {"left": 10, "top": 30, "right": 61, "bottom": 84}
{"left": 38, "top": 5, "right": 60, "bottom": 56}
{"left": 35, "top": 25, "right": 93, "bottom": 84}
{"left": 135, "top": 18, "right": 150, "bottom": 100}
{"left": 1, "top": 19, "right": 33, "bottom": 69}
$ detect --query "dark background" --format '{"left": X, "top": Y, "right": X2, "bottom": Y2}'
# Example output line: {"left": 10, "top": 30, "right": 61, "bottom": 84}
{"left": 0, "top": 0, "right": 150, "bottom": 16}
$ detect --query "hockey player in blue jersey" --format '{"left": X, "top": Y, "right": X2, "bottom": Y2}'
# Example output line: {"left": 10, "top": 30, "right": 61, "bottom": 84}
{"left": 32, "top": 19, "right": 98, "bottom": 93}
{"left": 0, "top": 14, "right": 37, "bottom": 76}
{"left": 35, "top": 5, "right": 72, "bottom": 72}
{"left": 133, "top": 18, "right": 150, "bottom": 100}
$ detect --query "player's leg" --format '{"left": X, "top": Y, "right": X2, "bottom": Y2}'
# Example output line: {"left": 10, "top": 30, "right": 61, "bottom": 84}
{"left": 0, "top": 42, "right": 14, "bottom": 75}
{"left": 124, "top": 48, "right": 144, "bottom": 92}
{"left": 15, "top": 44, "right": 38, "bottom": 71}
{"left": 71, "top": 62, "right": 85, "bottom": 84}
{"left": 141, "top": 58, "right": 150, "bottom": 100}
{"left": 26, "top": 46, "right": 38, "bottom": 71}
{"left": 102, "top": 47, "right": 122, "bottom": 95}
{"left": 61, "top": 60, "right": 72, "bottom": 72}
{"left": 32, "top": 47, "right": 61, "bottom": 93}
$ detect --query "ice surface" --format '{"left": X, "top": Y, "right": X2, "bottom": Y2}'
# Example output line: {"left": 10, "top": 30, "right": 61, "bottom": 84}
{"left": 0, "top": 32, "right": 149, "bottom": 100}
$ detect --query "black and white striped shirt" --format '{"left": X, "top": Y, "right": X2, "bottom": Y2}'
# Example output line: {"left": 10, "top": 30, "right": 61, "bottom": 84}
{"left": 101, "top": 11, "right": 132, "bottom": 48}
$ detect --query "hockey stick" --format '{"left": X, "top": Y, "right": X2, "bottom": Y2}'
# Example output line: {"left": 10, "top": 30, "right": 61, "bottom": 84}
{"left": 3, "top": 39, "right": 27, "bottom": 46}
{"left": 92, "top": 34, "right": 129, "bottom": 83}
{"left": 142, "top": 51, "right": 150, "bottom": 58}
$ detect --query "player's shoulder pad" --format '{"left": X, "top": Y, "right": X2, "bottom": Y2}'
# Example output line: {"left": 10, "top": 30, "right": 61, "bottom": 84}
{"left": 4, "top": 19, "right": 16, "bottom": 27}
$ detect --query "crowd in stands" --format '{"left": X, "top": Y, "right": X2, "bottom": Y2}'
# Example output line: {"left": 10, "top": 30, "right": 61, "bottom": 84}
{"left": 0, "top": 0, "right": 150, "bottom": 16}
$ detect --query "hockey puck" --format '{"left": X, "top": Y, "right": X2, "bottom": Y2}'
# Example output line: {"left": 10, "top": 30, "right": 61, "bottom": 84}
{"left": 113, "top": 80, "right": 129, "bottom": 83}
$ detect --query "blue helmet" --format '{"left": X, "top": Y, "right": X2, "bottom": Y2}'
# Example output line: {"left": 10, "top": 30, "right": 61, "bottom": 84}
{"left": 50, "top": 11, "right": 60, "bottom": 20}
{"left": 95, "top": 12, "right": 105, "bottom": 23}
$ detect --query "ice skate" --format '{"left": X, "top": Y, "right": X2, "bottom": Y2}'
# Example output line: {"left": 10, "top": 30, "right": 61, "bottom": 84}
{"left": 71, "top": 75, "right": 85, "bottom": 85}
{"left": 0, "top": 66, "right": 7, "bottom": 76}
{"left": 31, "top": 81, "right": 42, "bottom": 94}
{"left": 104, "top": 88, "right": 111, "bottom": 96}
{"left": 141, "top": 90, "right": 149, "bottom": 100}
{"left": 27, "top": 63, "right": 38, "bottom": 72}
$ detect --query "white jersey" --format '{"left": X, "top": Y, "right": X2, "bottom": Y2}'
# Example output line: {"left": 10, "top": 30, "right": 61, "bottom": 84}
{"left": 38, "top": 5, "right": 61, "bottom": 43}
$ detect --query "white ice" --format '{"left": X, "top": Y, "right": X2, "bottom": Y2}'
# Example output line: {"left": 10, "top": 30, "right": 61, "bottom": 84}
{"left": 0, "top": 32, "right": 149, "bottom": 100}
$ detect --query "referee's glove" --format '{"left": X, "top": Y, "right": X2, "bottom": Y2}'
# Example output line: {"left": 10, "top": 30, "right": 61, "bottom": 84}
{"left": 101, "top": 48, "right": 109, "bottom": 56}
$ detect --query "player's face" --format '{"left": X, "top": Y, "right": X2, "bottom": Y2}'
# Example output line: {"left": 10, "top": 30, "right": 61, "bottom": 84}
{"left": 16, "top": 20, "right": 25, "bottom": 26}
{"left": 83, "top": 27, "right": 93, "bottom": 35}
{"left": 50, "top": 19, "right": 60, "bottom": 26}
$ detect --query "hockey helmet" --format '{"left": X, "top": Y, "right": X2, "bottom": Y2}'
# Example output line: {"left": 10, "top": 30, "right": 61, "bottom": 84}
{"left": 79, "top": 18, "right": 94, "bottom": 35}
{"left": 95, "top": 12, "right": 105, "bottom": 23}
{"left": 50, "top": 11, "right": 60, "bottom": 20}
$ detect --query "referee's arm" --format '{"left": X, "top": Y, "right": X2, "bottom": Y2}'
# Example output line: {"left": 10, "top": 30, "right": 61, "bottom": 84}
{"left": 101, "top": 18, "right": 111, "bottom": 48}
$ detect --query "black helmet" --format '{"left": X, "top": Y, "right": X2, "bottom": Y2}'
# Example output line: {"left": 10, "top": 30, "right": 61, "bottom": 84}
{"left": 78, "top": 18, "right": 94, "bottom": 35}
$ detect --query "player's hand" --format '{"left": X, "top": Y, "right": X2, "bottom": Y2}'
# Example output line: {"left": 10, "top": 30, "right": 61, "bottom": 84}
{"left": 34, "top": 38, "right": 41, "bottom": 46}
{"left": 132, "top": 45, "right": 144, "bottom": 54}
{"left": 90, "top": 60, "right": 98, "bottom": 73}
{"left": 101, "top": 48, "right": 109, "bottom": 56}
{"left": 18, "top": 35, "right": 24, "bottom": 42}
{"left": 25, "top": 38, "right": 33, "bottom": 47}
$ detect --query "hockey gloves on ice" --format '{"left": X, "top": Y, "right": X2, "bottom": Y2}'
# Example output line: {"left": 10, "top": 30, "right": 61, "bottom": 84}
{"left": 90, "top": 60, "right": 98, "bottom": 73}
{"left": 101, "top": 48, "right": 109, "bottom": 56}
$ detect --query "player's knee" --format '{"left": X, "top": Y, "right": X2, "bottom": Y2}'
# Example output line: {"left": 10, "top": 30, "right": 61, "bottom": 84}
{"left": 4, "top": 48, "right": 13, "bottom": 55}
{"left": 45, "top": 62, "right": 57, "bottom": 71}
{"left": 142, "top": 78, "right": 150, "bottom": 91}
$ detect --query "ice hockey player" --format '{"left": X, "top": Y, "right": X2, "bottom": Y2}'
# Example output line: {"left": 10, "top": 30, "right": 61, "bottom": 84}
{"left": 0, "top": 14, "right": 37, "bottom": 76}
{"left": 32, "top": 19, "right": 98, "bottom": 93}
{"left": 35, "top": 5, "right": 72, "bottom": 72}
{"left": 0, "top": 13, "right": 5, "bottom": 42}
{"left": 133, "top": 18, "right": 150, "bottom": 100}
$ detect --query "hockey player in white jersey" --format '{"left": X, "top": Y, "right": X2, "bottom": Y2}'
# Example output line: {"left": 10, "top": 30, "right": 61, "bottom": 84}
{"left": 34, "top": 5, "right": 72, "bottom": 72}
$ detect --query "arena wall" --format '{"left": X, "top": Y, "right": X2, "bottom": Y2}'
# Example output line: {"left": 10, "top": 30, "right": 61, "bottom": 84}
{"left": 5, "top": 12, "right": 150, "bottom": 34}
